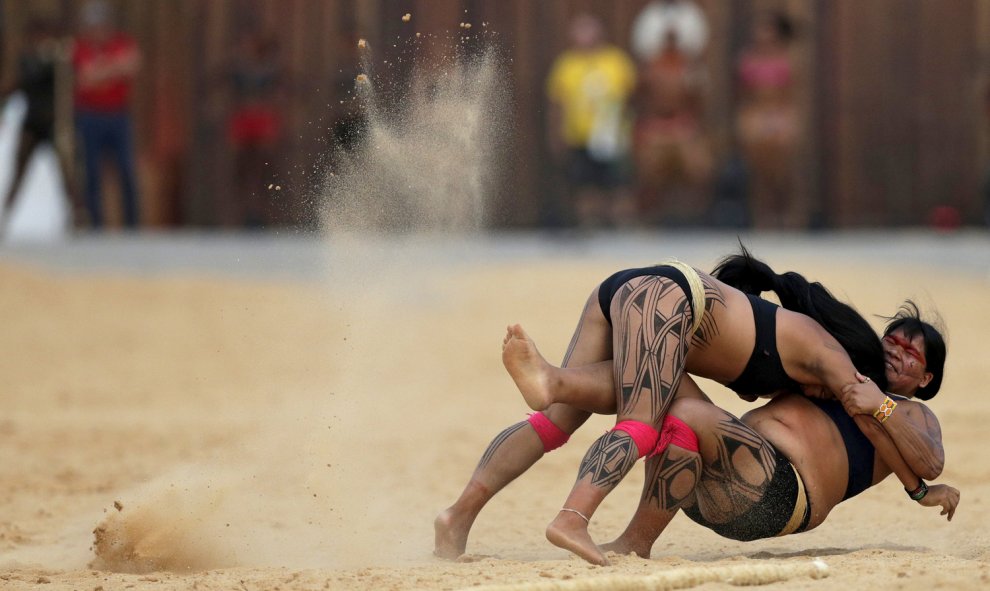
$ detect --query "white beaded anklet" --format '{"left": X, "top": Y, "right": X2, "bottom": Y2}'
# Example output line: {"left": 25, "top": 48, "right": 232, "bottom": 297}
{"left": 559, "top": 507, "right": 591, "bottom": 524}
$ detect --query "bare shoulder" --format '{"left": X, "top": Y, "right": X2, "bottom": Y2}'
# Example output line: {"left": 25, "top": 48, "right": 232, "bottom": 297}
{"left": 775, "top": 307, "right": 836, "bottom": 351}
{"left": 775, "top": 306, "right": 820, "bottom": 329}
{"left": 895, "top": 397, "right": 943, "bottom": 436}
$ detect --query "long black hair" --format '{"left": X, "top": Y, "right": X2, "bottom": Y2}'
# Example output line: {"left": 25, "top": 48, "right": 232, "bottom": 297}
{"left": 883, "top": 301, "right": 946, "bottom": 400}
{"left": 712, "top": 246, "right": 889, "bottom": 392}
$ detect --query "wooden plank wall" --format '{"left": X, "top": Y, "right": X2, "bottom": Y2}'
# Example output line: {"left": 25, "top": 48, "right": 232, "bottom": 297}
{"left": 825, "top": 0, "right": 981, "bottom": 226}
{"left": 0, "top": 0, "right": 986, "bottom": 227}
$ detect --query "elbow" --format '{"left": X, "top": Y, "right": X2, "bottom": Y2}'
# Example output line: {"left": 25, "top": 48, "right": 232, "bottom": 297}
{"left": 916, "top": 436, "right": 945, "bottom": 480}
{"left": 906, "top": 446, "right": 943, "bottom": 481}
{"left": 922, "top": 454, "right": 945, "bottom": 481}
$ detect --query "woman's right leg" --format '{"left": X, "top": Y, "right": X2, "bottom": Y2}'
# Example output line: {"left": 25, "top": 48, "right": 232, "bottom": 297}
{"left": 501, "top": 342, "right": 715, "bottom": 559}
{"left": 434, "top": 288, "right": 613, "bottom": 559}
{"left": 546, "top": 275, "right": 694, "bottom": 565}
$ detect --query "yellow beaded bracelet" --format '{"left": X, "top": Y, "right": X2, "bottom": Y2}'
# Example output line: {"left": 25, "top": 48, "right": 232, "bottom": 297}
{"left": 873, "top": 396, "right": 897, "bottom": 423}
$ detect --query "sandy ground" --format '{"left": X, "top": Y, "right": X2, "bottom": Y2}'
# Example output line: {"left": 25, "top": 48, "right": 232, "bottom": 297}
{"left": 1, "top": 233, "right": 989, "bottom": 590}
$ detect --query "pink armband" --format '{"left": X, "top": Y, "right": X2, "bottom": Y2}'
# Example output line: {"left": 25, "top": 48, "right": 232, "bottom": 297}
{"left": 527, "top": 412, "right": 569, "bottom": 452}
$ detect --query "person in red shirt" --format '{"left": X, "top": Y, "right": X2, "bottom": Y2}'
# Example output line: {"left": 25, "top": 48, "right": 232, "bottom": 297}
{"left": 72, "top": 0, "right": 141, "bottom": 229}
{"left": 223, "top": 29, "right": 286, "bottom": 227}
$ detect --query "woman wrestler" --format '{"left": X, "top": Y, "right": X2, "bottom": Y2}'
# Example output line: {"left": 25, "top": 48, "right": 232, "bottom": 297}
{"left": 498, "top": 303, "right": 955, "bottom": 564}
{"left": 601, "top": 375, "right": 957, "bottom": 563}
{"left": 434, "top": 251, "right": 947, "bottom": 564}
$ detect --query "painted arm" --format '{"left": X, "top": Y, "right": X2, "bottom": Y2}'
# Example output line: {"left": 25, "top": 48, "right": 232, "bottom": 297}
{"left": 840, "top": 376, "right": 944, "bottom": 480}
{"left": 851, "top": 413, "right": 958, "bottom": 520}
{"left": 848, "top": 411, "right": 920, "bottom": 490}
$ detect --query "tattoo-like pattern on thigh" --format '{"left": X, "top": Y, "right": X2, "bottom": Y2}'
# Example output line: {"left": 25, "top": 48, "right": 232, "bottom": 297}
{"left": 576, "top": 430, "right": 639, "bottom": 488}
{"left": 693, "top": 417, "right": 776, "bottom": 523}
{"left": 477, "top": 420, "right": 529, "bottom": 470}
{"left": 613, "top": 277, "right": 692, "bottom": 422}
{"left": 691, "top": 275, "right": 727, "bottom": 350}
{"left": 643, "top": 448, "right": 702, "bottom": 511}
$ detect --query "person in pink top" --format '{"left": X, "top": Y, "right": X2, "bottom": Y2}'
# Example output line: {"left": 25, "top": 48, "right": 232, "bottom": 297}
{"left": 632, "top": 29, "right": 712, "bottom": 224}
{"left": 735, "top": 11, "right": 802, "bottom": 228}
{"left": 72, "top": 0, "right": 141, "bottom": 229}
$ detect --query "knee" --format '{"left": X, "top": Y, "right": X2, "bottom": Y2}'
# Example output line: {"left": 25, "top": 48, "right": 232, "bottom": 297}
{"left": 528, "top": 410, "right": 577, "bottom": 452}
{"left": 667, "top": 398, "right": 715, "bottom": 431}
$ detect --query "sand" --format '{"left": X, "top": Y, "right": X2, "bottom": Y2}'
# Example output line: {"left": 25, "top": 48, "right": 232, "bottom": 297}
{"left": 0, "top": 239, "right": 988, "bottom": 590}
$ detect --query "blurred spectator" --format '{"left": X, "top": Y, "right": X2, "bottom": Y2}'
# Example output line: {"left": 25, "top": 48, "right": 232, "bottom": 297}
{"left": 546, "top": 14, "right": 636, "bottom": 227}
{"left": 735, "top": 10, "right": 803, "bottom": 228}
{"left": 0, "top": 18, "right": 75, "bottom": 229}
{"left": 223, "top": 29, "right": 286, "bottom": 228}
{"left": 631, "top": 0, "right": 708, "bottom": 64}
{"left": 984, "top": 79, "right": 990, "bottom": 228}
{"left": 72, "top": 0, "right": 141, "bottom": 229}
{"left": 631, "top": 28, "right": 712, "bottom": 225}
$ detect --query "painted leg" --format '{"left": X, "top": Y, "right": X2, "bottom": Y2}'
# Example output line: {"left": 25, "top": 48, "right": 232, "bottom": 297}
{"left": 601, "top": 444, "right": 701, "bottom": 558}
{"left": 434, "top": 418, "right": 545, "bottom": 559}
{"left": 545, "top": 428, "right": 639, "bottom": 565}
{"left": 435, "top": 291, "right": 611, "bottom": 559}
{"left": 547, "top": 276, "right": 694, "bottom": 565}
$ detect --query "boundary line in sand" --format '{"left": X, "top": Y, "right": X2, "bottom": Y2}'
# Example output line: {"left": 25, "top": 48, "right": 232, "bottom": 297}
{"left": 462, "top": 559, "right": 829, "bottom": 591}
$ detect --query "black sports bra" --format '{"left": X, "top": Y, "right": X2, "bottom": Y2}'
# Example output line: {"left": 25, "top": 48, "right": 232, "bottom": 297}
{"left": 726, "top": 294, "right": 802, "bottom": 398}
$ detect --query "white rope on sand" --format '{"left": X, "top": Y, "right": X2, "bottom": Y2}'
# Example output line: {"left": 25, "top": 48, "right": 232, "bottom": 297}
{"left": 464, "top": 559, "right": 829, "bottom": 591}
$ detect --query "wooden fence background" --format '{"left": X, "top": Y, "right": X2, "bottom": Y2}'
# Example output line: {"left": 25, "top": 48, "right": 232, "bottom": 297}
{"left": 2, "top": 0, "right": 988, "bottom": 228}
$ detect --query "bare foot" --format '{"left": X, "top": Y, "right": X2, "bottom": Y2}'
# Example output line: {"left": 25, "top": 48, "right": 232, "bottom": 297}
{"left": 502, "top": 324, "right": 554, "bottom": 411}
{"left": 546, "top": 512, "right": 608, "bottom": 566}
{"left": 434, "top": 508, "right": 470, "bottom": 559}
{"left": 600, "top": 537, "right": 651, "bottom": 559}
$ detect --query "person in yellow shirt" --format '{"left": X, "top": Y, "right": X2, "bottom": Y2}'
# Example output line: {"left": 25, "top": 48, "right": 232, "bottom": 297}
{"left": 546, "top": 14, "right": 636, "bottom": 227}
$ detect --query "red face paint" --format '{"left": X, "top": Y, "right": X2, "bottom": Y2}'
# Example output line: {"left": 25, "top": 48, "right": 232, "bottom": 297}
{"left": 884, "top": 334, "right": 926, "bottom": 368}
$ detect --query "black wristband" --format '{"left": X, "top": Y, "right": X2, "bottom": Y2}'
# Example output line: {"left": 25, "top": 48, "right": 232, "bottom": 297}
{"left": 906, "top": 480, "right": 929, "bottom": 501}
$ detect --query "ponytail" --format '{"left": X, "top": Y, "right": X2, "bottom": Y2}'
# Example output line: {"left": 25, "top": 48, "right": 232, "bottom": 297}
{"left": 712, "top": 245, "right": 888, "bottom": 391}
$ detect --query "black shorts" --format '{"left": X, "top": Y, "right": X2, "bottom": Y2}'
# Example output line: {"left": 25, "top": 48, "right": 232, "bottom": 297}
{"left": 597, "top": 265, "right": 695, "bottom": 325}
{"left": 725, "top": 294, "right": 802, "bottom": 398}
{"left": 567, "top": 148, "right": 621, "bottom": 189}
{"left": 681, "top": 448, "right": 811, "bottom": 541}
{"left": 23, "top": 108, "right": 55, "bottom": 142}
